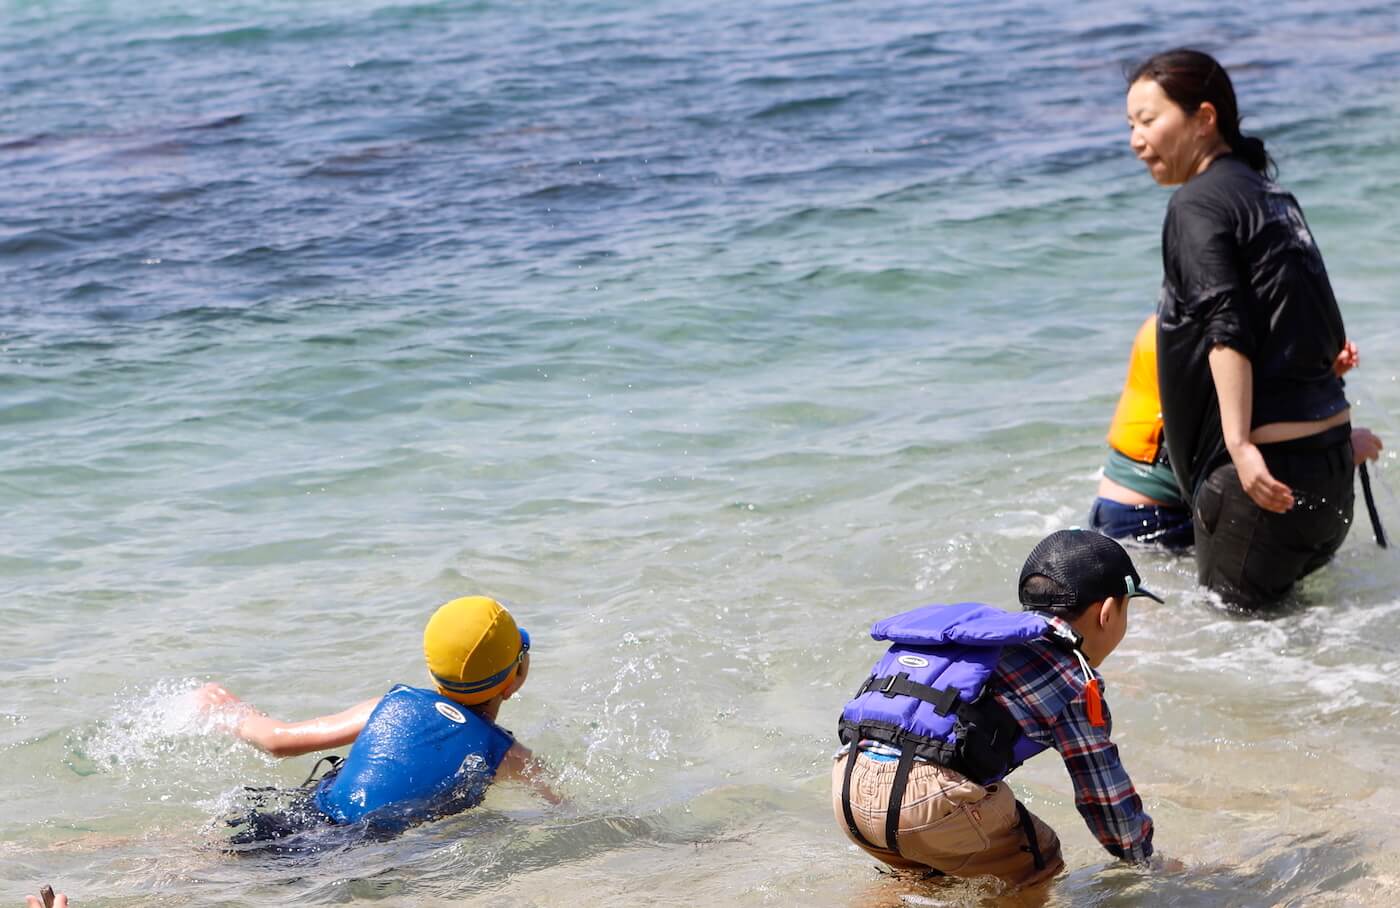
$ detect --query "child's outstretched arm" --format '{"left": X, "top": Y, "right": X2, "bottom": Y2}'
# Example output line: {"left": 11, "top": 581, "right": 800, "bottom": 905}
{"left": 496, "top": 741, "right": 564, "bottom": 805}
{"left": 196, "top": 683, "right": 379, "bottom": 758}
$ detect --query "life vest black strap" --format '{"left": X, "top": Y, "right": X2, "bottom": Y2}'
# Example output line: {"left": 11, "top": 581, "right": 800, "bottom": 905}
{"left": 860, "top": 672, "right": 962, "bottom": 716}
{"left": 300, "top": 754, "right": 343, "bottom": 789}
{"left": 883, "top": 746, "right": 917, "bottom": 856}
{"left": 1014, "top": 800, "right": 1046, "bottom": 871}
{"left": 840, "top": 682, "right": 1029, "bottom": 786}
{"left": 840, "top": 748, "right": 879, "bottom": 852}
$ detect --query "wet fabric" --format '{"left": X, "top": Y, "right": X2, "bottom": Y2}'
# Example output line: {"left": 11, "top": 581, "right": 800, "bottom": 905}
{"left": 1106, "top": 315, "right": 1166, "bottom": 464}
{"left": 1102, "top": 448, "right": 1186, "bottom": 507}
{"left": 312, "top": 685, "right": 513, "bottom": 827}
{"left": 1156, "top": 154, "right": 1348, "bottom": 500}
{"left": 1192, "top": 423, "right": 1355, "bottom": 607}
{"left": 1088, "top": 496, "right": 1194, "bottom": 550}
{"left": 831, "top": 751, "right": 1063, "bottom": 887}
{"left": 225, "top": 788, "right": 335, "bottom": 852}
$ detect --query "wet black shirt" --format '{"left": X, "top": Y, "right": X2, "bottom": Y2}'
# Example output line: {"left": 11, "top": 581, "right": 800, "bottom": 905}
{"left": 1155, "top": 155, "right": 1348, "bottom": 499}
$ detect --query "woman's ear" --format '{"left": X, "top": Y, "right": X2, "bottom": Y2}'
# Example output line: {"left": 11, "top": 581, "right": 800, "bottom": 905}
{"left": 1195, "top": 101, "right": 1220, "bottom": 137}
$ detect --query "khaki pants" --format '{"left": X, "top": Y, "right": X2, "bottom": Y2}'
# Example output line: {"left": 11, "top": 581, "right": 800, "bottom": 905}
{"left": 832, "top": 751, "right": 1063, "bottom": 887}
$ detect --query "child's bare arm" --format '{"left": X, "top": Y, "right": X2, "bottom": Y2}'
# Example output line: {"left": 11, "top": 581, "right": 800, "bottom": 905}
{"left": 196, "top": 683, "right": 378, "bottom": 758}
{"left": 496, "top": 740, "right": 564, "bottom": 805}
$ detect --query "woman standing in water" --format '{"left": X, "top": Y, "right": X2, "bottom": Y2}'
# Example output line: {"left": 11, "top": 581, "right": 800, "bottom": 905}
{"left": 1126, "top": 48, "right": 1357, "bottom": 607}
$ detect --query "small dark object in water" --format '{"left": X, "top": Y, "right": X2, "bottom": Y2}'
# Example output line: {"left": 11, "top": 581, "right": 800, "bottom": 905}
{"left": 39, "top": 885, "right": 55, "bottom": 908}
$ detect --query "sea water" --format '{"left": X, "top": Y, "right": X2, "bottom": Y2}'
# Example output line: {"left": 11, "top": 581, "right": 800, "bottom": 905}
{"left": 4, "top": 0, "right": 1400, "bottom": 904}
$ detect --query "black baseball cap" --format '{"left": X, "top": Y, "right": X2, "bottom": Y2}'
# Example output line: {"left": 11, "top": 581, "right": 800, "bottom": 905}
{"left": 1018, "top": 529, "right": 1164, "bottom": 612}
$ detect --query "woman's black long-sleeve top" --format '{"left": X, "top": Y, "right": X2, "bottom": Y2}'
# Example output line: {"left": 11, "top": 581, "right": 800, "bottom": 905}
{"left": 1155, "top": 155, "right": 1348, "bottom": 500}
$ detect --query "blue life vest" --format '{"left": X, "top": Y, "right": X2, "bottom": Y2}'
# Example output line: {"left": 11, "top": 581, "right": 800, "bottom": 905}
{"left": 839, "top": 601, "right": 1081, "bottom": 781}
{"left": 836, "top": 601, "right": 1083, "bottom": 861}
{"left": 312, "top": 685, "right": 514, "bottom": 827}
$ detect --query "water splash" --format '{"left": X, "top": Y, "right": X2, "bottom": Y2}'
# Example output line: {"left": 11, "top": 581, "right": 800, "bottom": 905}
{"left": 71, "top": 679, "right": 274, "bottom": 802}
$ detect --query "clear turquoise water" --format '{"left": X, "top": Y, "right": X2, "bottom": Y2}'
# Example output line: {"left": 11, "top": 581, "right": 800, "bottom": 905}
{"left": 4, "top": 1, "right": 1400, "bottom": 905}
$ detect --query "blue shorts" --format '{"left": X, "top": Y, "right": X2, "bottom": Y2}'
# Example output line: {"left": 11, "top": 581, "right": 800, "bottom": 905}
{"left": 1087, "top": 497, "right": 1194, "bottom": 550}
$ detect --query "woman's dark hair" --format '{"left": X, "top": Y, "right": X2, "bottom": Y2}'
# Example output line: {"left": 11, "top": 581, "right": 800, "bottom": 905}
{"left": 1128, "top": 48, "right": 1274, "bottom": 177}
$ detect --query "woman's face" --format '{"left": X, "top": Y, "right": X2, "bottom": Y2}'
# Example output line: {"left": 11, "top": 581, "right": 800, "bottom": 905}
{"left": 1126, "top": 78, "right": 1215, "bottom": 186}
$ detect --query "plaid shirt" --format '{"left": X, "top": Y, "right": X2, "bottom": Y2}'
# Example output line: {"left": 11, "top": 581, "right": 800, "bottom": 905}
{"left": 990, "top": 614, "right": 1154, "bottom": 863}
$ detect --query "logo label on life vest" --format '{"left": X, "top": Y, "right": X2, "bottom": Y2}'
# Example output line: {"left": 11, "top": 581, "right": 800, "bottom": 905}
{"left": 435, "top": 701, "right": 467, "bottom": 724}
{"left": 897, "top": 654, "right": 930, "bottom": 668}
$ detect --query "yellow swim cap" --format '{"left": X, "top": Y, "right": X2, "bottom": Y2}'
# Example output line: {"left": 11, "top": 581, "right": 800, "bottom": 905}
{"left": 423, "top": 596, "right": 529, "bottom": 706}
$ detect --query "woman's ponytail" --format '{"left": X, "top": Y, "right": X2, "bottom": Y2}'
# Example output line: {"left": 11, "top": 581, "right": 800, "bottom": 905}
{"left": 1231, "top": 134, "right": 1272, "bottom": 177}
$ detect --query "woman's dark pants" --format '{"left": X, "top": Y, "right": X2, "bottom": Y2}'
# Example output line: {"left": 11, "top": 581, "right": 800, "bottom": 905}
{"left": 1192, "top": 426, "right": 1354, "bottom": 608}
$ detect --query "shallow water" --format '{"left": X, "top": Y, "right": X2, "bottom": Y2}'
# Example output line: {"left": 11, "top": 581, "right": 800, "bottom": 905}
{"left": 4, "top": 0, "right": 1400, "bottom": 905}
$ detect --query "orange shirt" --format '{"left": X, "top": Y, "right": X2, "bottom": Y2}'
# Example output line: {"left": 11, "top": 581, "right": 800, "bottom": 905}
{"left": 1106, "top": 316, "right": 1164, "bottom": 464}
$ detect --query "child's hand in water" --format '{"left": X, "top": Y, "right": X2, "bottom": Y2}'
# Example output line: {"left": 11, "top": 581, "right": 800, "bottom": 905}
{"left": 193, "top": 683, "right": 250, "bottom": 716}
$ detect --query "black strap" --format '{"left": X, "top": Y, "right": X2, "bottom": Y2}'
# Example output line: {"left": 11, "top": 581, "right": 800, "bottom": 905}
{"left": 300, "top": 754, "right": 343, "bottom": 789}
{"left": 1360, "top": 463, "right": 1388, "bottom": 548}
{"left": 840, "top": 748, "right": 879, "bottom": 851}
{"left": 861, "top": 672, "right": 961, "bottom": 716}
{"left": 1015, "top": 800, "right": 1046, "bottom": 871}
{"left": 884, "top": 746, "right": 917, "bottom": 856}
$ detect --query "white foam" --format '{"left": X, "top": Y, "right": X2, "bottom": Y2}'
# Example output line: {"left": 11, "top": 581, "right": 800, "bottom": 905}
{"left": 81, "top": 679, "right": 274, "bottom": 795}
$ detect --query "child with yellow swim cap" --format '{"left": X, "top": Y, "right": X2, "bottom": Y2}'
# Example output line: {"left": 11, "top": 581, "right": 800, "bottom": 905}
{"left": 198, "top": 596, "right": 560, "bottom": 826}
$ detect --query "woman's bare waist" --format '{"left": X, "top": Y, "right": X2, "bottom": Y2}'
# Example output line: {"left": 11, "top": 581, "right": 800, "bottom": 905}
{"left": 1250, "top": 408, "right": 1350, "bottom": 445}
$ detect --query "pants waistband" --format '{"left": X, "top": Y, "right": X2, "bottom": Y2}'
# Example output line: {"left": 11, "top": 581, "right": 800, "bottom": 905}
{"left": 1257, "top": 422, "right": 1351, "bottom": 455}
{"left": 1258, "top": 423, "right": 1353, "bottom": 483}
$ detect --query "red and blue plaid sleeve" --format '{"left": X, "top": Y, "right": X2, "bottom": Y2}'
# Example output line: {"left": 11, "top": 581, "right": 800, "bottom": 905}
{"left": 993, "top": 625, "right": 1154, "bottom": 863}
{"left": 1051, "top": 689, "right": 1154, "bottom": 862}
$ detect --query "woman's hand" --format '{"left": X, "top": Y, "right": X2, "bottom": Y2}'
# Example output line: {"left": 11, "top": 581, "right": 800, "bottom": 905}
{"left": 1352, "top": 427, "right": 1383, "bottom": 464}
{"left": 1232, "top": 443, "right": 1294, "bottom": 513}
{"left": 1334, "top": 340, "right": 1359, "bottom": 377}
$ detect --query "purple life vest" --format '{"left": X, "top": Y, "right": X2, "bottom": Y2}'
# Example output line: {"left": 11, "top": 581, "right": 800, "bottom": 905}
{"left": 839, "top": 601, "right": 1068, "bottom": 783}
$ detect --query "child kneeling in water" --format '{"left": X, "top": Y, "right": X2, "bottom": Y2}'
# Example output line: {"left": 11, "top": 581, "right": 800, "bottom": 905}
{"left": 834, "top": 530, "right": 1160, "bottom": 886}
{"left": 200, "top": 595, "right": 560, "bottom": 830}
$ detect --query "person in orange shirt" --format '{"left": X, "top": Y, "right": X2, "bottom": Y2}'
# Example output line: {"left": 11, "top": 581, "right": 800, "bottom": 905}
{"left": 1088, "top": 316, "right": 1195, "bottom": 549}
